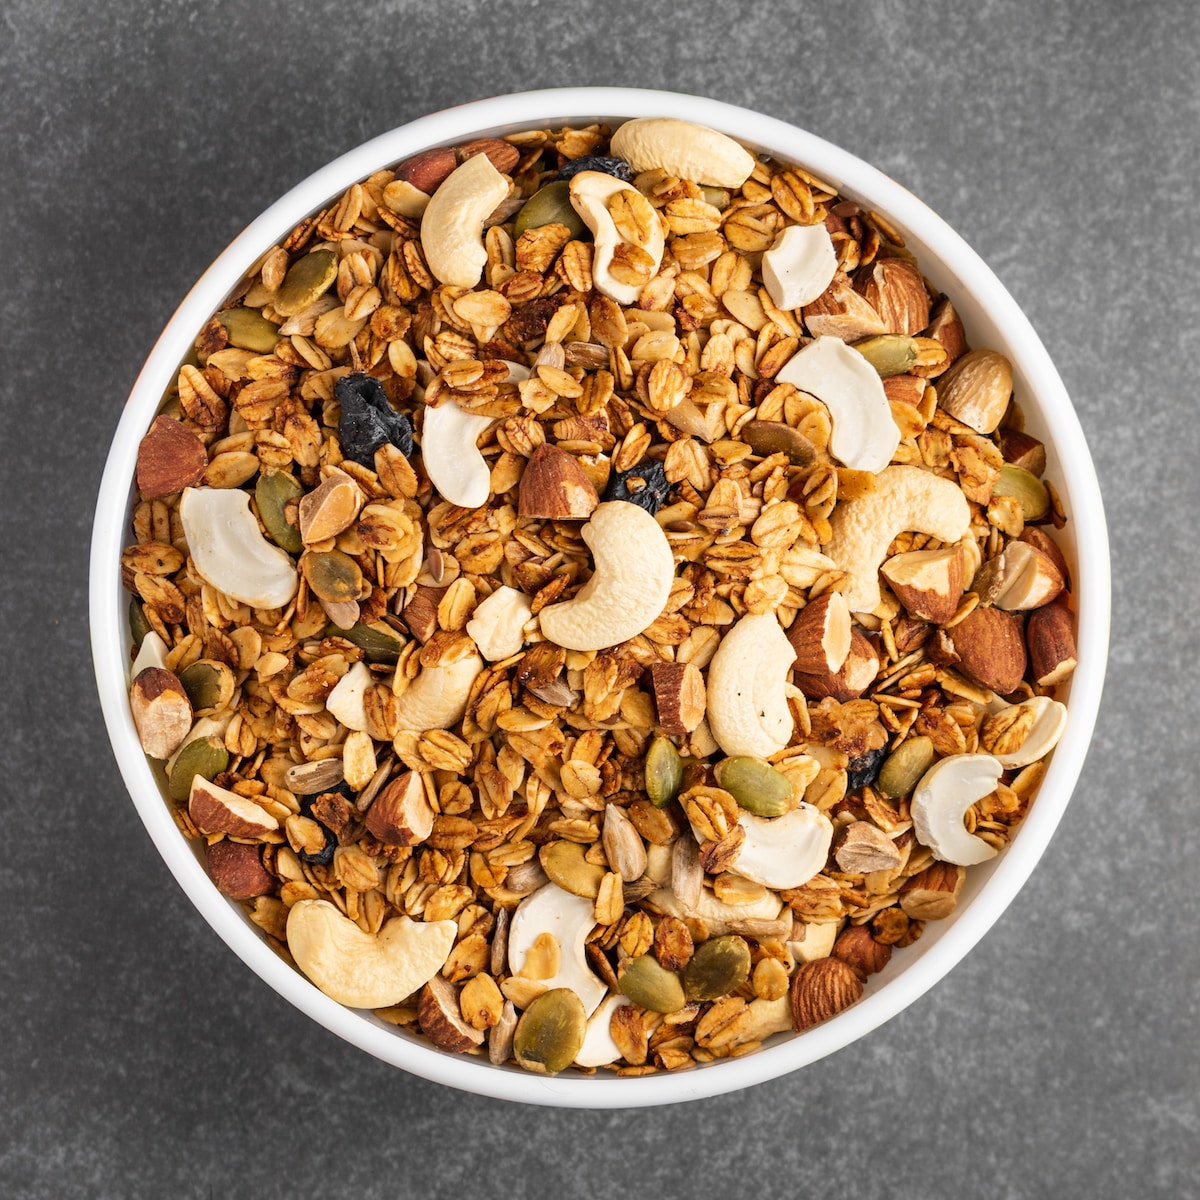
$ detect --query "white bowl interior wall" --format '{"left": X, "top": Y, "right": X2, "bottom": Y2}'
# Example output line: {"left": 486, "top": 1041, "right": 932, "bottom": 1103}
{"left": 90, "top": 87, "right": 1110, "bottom": 1107}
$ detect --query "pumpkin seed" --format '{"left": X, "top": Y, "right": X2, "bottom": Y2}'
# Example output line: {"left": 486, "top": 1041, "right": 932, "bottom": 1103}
{"left": 644, "top": 735, "right": 684, "bottom": 808}
{"left": 512, "top": 988, "right": 586, "bottom": 1075}
{"left": 302, "top": 549, "right": 363, "bottom": 603}
{"left": 876, "top": 735, "right": 935, "bottom": 799}
{"left": 619, "top": 954, "right": 686, "bottom": 1013}
{"left": 514, "top": 180, "right": 587, "bottom": 240}
{"left": 329, "top": 620, "right": 404, "bottom": 664}
{"left": 852, "top": 334, "right": 919, "bottom": 377}
{"left": 274, "top": 248, "right": 338, "bottom": 317}
{"left": 713, "top": 756, "right": 793, "bottom": 817}
{"left": 129, "top": 598, "right": 151, "bottom": 648}
{"left": 741, "top": 420, "right": 817, "bottom": 466}
{"left": 168, "top": 736, "right": 229, "bottom": 803}
{"left": 217, "top": 307, "right": 281, "bottom": 353}
{"left": 256, "top": 471, "right": 304, "bottom": 553}
{"left": 178, "top": 659, "right": 235, "bottom": 713}
{"left": 701, "top": 185, "right": 731, "bottom": 211}
{"left": 539, "top": 839, "right": 605, "bottom": 899}
{"left": 683, "top": 935, "right": 751, "bottom": 1001}
{"left": 992, "top": 463, "right": 1049, "bottom": 521}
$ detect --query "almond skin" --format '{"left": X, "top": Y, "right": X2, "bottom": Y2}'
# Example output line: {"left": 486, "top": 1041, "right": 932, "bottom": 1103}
{"left": 130, "top": 666, "right": 193, "bottom": 759}
{"left": 832, "top": 924, "right": 893, "bottom": 977}
{"left": 456, "top": 137, "right": 520, "bottom": 176}
{"left": 136, "top": 415, "right": 208, "bottom": 499}
{"left": 790, "top": 956, "right": 864, "bottom": 1031}
{"left": 793, "top": 626, "right": 879, "bottom": 701}
{"left": 1026, "top": 602, "right": 1078, "bottom": 687}
{"left": 947, "top": 606, "right": 1027, "bottom": 694}
{"left": 394, "top": 146, "right": 458, "bottom": 194}
{"left": 649, "top": 661, "right": 706, "bottom": 735}
{"left": 900, "top": 861, "right": 965, "bottom": 920}
{"left": 206, "top": 840, "right": 274, "bottom": 900}
{"left": 925, "top": 297, "right": 969, "bottom": 363}
{"left": 880, "top": 546, "right": 964, "bottom": 625}
{"left": 853, "top": 256, "right": 930, "bottom": 336}
{"left": 787, "top": 592, "right": 852, "bottom": 674}
{"left": 364, "top": 770, "right": 434, "bottom": 847}
{"left": 418, "top": 973, "right": 485, "bottom": 1052}
{"left": 517, "top": 443, "right": 599, "bottom": 520}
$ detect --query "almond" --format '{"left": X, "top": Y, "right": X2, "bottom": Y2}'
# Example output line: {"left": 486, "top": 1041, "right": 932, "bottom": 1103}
{"left": 456, "top": 137, "right": 520, "bottom": 176}
{"left": 517, "top": 443, "right": 599, "bottom": 520}
{"left": 880, "top": 546, "right": 963, "bottom": 624}
{"left": 802, "top": 276, "right": 889, "bottom": 342}
{"left": 832, "top": 821, "right": 903, "bottom": 875}
{"left": 205, "top": 840, "right": 274, "bottom": 900}
{"left": 1019, "top": 526, "right": 1070, "bottom": 586}
{"left": 400, "top": 584, "right": 447, "bottom": 644}
{"left": 188, "top": 776, "right": 279, "bottom": 839}
{"left": 786, "top": 592, "right": 852, "bottom": 674}
{"left": 900, "top": 861, "right": 965, "bottom": 920}
{"left": 394, "top": 146, "right": 457, "bottom": 194}
{"left": 998, "top": 427, "right": 1048, "bottom": 477}
{"left": 130, "top": 666, "right": 193, "bottom": 759}
{"left": 648, "top": 661, "right": 706, "bottom": 735}
{"left": 1026, "top": 602, "right": 1077, "bottom": 688}
{"left": 364, "top": 770, "right": 434, "bottom": 846}
{"left": 946, "top": 605, "right": 1027, "bottom": 694}
{"left": 972, "top": 541, "right": 1064, "bottom": 611}
{"left": 831, "top": 924, "right": 893, "bottom": 977}
{"left": 935, "top": 347, "right": 1013, "bottom": 434}
{"left": 793, "top": 626, "right": 880, "bottom": 701}
{"left": 418, "top": 973, "right": 486, "bottom": 1052}
{"left": 853, "top": 256, "right": 930, "bottom": 336}
{"left": 882, "top": 373, "right": 927, "bottom": 408}
{"left": 925, "top": 297, "right": 968, "bottom": 363}
{"left": 789, "top": 956, "right": 864, "bottom": 1031}
{"left": 135, "top": 414, "right": 208, "bottom": 499}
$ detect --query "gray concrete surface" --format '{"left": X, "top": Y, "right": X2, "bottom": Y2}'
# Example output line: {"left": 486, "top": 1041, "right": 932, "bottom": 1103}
{"left": 2, "top": 0, "right": 1197, "bottom": 1196}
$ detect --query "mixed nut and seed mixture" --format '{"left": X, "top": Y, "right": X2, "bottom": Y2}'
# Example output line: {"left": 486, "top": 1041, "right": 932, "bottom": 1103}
{"left": 125, "top": 117, "right": 1079, "bottom": 1075}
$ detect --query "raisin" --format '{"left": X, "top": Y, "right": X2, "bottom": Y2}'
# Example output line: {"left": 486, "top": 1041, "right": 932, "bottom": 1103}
{"left": 556, "top": 155, "right": 634, "bottom": 184}
{"left": 336, "top": 372, "right": 414, "bottom": 467}
{"left": 603, "top": 459, "right": 671, "bottom": 515}
{"left": 296, "top": 787, "right": 353, "bottom": 866}
{"left": 846, "top": 747, "right": 887, "bottom": 790}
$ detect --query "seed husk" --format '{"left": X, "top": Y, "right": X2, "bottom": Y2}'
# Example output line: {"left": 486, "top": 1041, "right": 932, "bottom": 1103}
{"left": 713, "top": 756, "right": 793, "bottom": 817}
{"left": 512, "top": 988, "right": 587, "bottom": 1075}
{"left": 644, "top": 735, "right": 684, "bottom": 808}
{"left": 284, "top": 757, "right": 345, "bottom": 795}
{"left": 256, "top": 471, "right": 304, "bottom": 554}
{"left": 129, "top": 598, "right": 152, "bottom": 648}
{"left": 619, "top": 954, "right": 686, "bottom": 1013}
{"left": 683, "top": 935, "right": 751, "bottom": 1002}
{"left": 217, "top": 307, "right": 281, "bottom": 354}
{"left": 302, "top": 549, "right": 363, "bottom": 604}
{"left": 329, "top": 620, "right": 404, "bottom": 664}
{"left": 852, "top": 334, "right": 919, "bottom": 378}
{"left": 741, "top": 420, "right": 817, "bottom": 466}
{"left": 178, "top": 659, "right": 235, "bottom": 713}
{"left": 539, "top": 839, "right": 606, "bottom": 899}
{"left": 274, "top": 248, "right": 338, "bottom": 317}
{"left": 168, "top": 736, "right": 229, "bottom": 803}
{"left": 514, "top": 180, "right": 587, "bottom": 241}
{"left": 876, "top": 734, "right": 935, "bottom": 799}
{"left": 992, "top": 463, "right": 1050, "bottom": 521}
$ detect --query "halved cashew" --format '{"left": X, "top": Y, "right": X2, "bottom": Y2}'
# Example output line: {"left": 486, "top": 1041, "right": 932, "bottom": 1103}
{"left": 420, "top": 400, "right": 494, "bottom": 510}
{"left": 179, "top": 486, "right": 298, "bottom": 609}
{"left": 648, "top": 883, "right": 783, "bottom": 937}
{"left": 986, "top": 695, "right": 1068, "bottom": 769}
{"left": 465, "top": 585, "right": 533, "bottom": 662}
{"left": 569, "top": 171, "right": 665, "bottom": 305}
{"left": 705, "top": 612, "right": 796, "bottom": 759}
{"left": 420, "top": 151, "right": 510, "bottom": 288}
{"left": 286, "top": 898, "right": 456, "bottom": 1009}
{"left": 508, "top": 882, "right": 607, "bottom": 1016}
{"left": 609, "top": 117, "right": 756, "bottom": 187}
{"left": 729, "top": 804, "right": 834, "bottom": 890}
{"left": 789, "top": 920, "right": 840, "bottom": 964}
{"left": 825, "top": 465, "right": 972, "bottom": 613}
{"left": 910, "top": 753, "right": 1003, "bottom": 866}
{"left": 394, "top": 651, "right": 483, "bottom": 732}
{"left": 761, "top": 224, "right": 839, "bottom": 312}
{"left": 574, "top": 993, "right": 632, "bottom": 1068}
{"left": 537, "top": 501, "right": 675, "bottom": 651}
{"left": 325, "top": 660, "right": 373, "bottom": 732}
{"left": 775, "top": 336, "right": 901, "bottom": 472}
{"left": 742, "top": 995, "right": 794, "bottom": 1043}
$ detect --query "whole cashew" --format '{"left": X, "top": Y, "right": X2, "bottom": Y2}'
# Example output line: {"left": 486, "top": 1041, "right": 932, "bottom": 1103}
{"left": 508, "top": 882, "right": 607, "bottom": 1016}
{"left": 394, "top": 650, "right": 484, "bottom": 732}
{"left": 420, "top": 152, "right": 510, "bottom": 288}
{"left": 910, "top": 753, "right": 1002, "bottom": 866}
{"left": 537, "top": 501, "right": 675, "bottom": 651}
{"left": 987, "top": 695, "right": 1068, "bottom": 769}
{"left": 286, "top": 898, "right": 457, "bottom": 1009}
{"left": 775, "top": 336, "right": 901, "bottom": 473}
{"left": 609, "top": 117, "right": 756, "bottom": 187}
{"left": 179, "top": 486, "right": 298, "bottom": 609}
{"left": 420, "top": 400, "right": 495, "bottom": 510}
{"left": 825, "top": 465, "right": 972, "bottom": 613}
{"left": 705, "top": 612, "right": 796, "bottom": 759}
{"left": 568, "top": 171, "right": 666, "bottom": 305}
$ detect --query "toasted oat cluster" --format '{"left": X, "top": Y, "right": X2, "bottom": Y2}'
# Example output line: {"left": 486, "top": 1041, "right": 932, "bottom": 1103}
{"left": 125, "top": 117, "right": 1078, "bottom": 1075}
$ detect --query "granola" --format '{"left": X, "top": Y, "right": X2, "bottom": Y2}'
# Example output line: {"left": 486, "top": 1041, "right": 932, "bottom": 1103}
{"left": 124, "top": 116, "right": 1078, "bottom": 1076}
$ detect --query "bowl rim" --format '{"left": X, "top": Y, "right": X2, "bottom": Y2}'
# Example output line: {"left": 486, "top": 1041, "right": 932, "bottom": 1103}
{"left": 90, "top": 85, "right": 1111, "bottom": 1107}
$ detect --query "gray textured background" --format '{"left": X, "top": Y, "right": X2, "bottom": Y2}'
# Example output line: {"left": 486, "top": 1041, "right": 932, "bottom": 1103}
{"left": 3, "top": 0, "right": 1197, "bottom": 1196}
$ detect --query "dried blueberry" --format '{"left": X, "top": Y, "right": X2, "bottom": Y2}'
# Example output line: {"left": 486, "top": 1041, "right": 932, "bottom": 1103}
{"left": 336, "top": 372, "right": 414, "bottom": 467}
{"left": 603, "top": 459, "right": 671, "bottom": 516}
{"left": 556, "top": 155, "right": 634, "bottom": 184}
{"left": 296, "top": 787, "right": 351, "bottom": 866}
{"left": 846, "top": 747, "right": 887, "bottom": 790}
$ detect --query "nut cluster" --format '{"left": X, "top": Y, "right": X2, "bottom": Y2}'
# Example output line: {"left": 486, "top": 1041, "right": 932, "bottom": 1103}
{"left": 124, "top": 116, "right": 1078, "bottom": 1076}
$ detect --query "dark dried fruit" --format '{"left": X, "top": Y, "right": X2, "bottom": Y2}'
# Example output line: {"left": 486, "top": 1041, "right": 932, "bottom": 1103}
{"left": 557, "top": 155, "right": 634, "bottom": 183}
{"left": 297, "top": 787, "right": 348, "bottom": 865}
{"left": 603, "top": 459, "right": 670, "bottom": 515}
{"left": 336, "top": 372, "right": 414, "bottom": 467}
{"left": 846, "top": 746, "right": 887, "bottom": 790}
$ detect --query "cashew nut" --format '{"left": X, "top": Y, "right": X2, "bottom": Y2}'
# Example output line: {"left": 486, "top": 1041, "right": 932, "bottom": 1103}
{"left": 179, "top": 486, "right": 298, "bottom": 609}
{"left": 910, "top": 753, "right": 1003, "bottom": 866}
{"left": 761, "top": 224, "right": 839, "bottom": 312}
{"left": 393, "top": 650, "right": 484, "bottom": 732}
{"left": 568, "top": 171, "right": 665, "bottom": 305}
{"left": 729, "top": 804, "right": 834, "bottom": 890}
{"left": 465, "top": 585, "right": 533, "bottom": 662}
{"left": 775, "top": 336, "right": 901, "bottom": 473}
{"left": 609, "top": 117, "right": 756, "bottom": 187}
{"left": 987, "top": 695, "right": 1068, "bottom": 769}
{"left": 325, "top": 660, "right": 372, "bottom": 732}
{"left": 648, "top": 882, "right": 784, "bottom": 936}
{"left": 705, "top": 612, "right": 796, "bottom": 759}
{"left": 574, "top": 993, "right": 632, "bottom": 1068}
{"left": 420, "top": 151, "right": 510, "bottom": 288}
{"left": 286, "top": 898, "right": 456, "bottom": 1009}
{"left": 537, "top": 501, "right": 675, "bottom": 652}
{"left": 130, "top": 629, "right": 169, "bottom": 679}
{"left": 508, "top": 882, "right": 607, "bottom": 1016}
{"left": 825, "top": 465, "right": 972, "bottom": 613}
{"left": 420, "top": 400, "right": 495, "bottom": 510}
{"left": 741, "top": 995, "right": 794, "bottom": 1043}
{"left": 789, "top": 920, "right": 840, "bottom": 964}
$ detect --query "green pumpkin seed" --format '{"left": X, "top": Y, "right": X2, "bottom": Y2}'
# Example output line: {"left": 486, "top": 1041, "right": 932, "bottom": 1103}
{"left": 538, "top": 840, "right": 605, "bottom": 899}
{"left": 274, "top": 248, "right": 338, "bottom": 317}
{"left": 513, "top": 180, "right": 587, "bottom": 241}
{"left": 178, "top": 659, "right": 235, "bottom": 713}
{"left": 256, "top": 471, "right": 304, "bottom": 553}
{"left": 852, "top": 334, "right": 919, "bottom": 378}
{"left": 303, "top": 550, "right": 363, "bottom": 603}
{"left": 713, "top": 756, "right": 793, "bottom": 817}
{"left": 992, "top": 464, "right": 1050, "bottom": 521}
{"left": 129, "top": 598, "right": 151, "bottom": 649}
{"left": 217, "top": 307, "right": 281, "bottom": 353}
{"left": 328, "top": 621, "right": 404, "bottom": 664}
{"left": 512, "top": 988, "right": 586, "bottom": 1075}
{"left": 644, "top": 735, "right": 684, "bottom": 808}
{"left": 168, "top": 736, "right": 229, "bottom": 803}
{"left": 876, "top": 735, "right": 935, "bottom": 799}
{"left": 701, "top": 185, "right": 731, "bottom": 211}
{"left": 683, "top": 935, "right": 751, "bottom": 1002}
{"left": 619, "top": 955, "right": 686, "bottom": 1013}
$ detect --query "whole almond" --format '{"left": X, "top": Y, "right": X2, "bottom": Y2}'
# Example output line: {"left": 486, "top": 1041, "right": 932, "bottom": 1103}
{"left": 136, "top": 414, "right": 208, "bottom": 499}
{"left": 936, "top": 348, "right": 1013, "bottom": 434}
{"left": 832, "top": 924, "right": 893, "bottom": 977}
{"left": 395, "top": 146, "right": 458, "bottom": 194}
{"left": 947, "top": 605, "right": 1027, "bottom": 694}
{"left": 206, "top": 840, "right": 274, "bottom": 900}
{"left": 789, "top": 956, "right": 864, "bottom": 1031}
{"left": 457, "top": 137, "right": 520, "bottom": 176}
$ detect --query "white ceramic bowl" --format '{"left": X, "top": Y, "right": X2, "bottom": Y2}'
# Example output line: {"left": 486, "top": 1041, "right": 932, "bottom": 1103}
{"left": 90, "top": 87, "right": 1110, "bottom": 1107}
